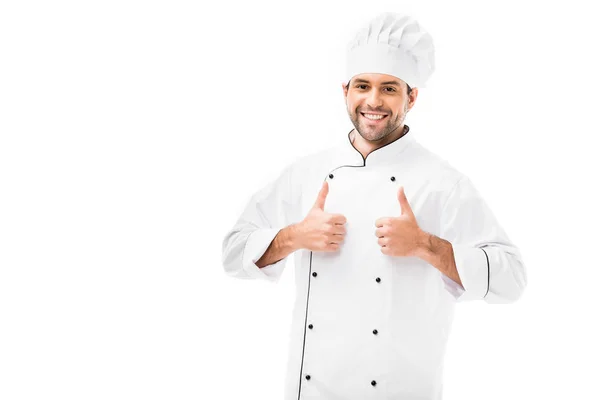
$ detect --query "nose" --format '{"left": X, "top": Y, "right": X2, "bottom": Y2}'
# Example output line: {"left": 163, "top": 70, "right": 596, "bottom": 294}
{"left": 366, "top": 88, "right": 383, "bottom": 108}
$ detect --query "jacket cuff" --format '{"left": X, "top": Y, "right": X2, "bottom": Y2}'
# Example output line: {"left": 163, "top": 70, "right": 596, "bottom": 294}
{"left": 443, "top": 244, "right": 490, "bottom": 302}
{"left": 242, "top": 228, "right": 287, "bottom": 282}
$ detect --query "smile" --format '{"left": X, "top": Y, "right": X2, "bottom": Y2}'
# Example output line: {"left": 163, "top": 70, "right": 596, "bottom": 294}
{"left": 361, "top": 113, "right": 388, "bottom": 122}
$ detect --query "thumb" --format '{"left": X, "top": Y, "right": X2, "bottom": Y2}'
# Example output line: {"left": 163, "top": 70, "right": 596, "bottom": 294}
{"left": 398, "top": 186, "right": 414, "bottom": 217}
{"left": 313, "top": 180, "right": 329, "bottom": 210}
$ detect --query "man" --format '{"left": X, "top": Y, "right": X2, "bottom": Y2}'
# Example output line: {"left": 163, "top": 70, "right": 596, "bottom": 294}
{"left": 221, "top": 12, "right": 527, "bottom": 400}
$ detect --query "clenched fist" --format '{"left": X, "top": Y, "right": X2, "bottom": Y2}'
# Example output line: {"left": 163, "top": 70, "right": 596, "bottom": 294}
{"left": 375, "top": 186, "right": 427, "bottom": 257}
{"left": 293, "top": 180, "right": 347, "bottom": 252}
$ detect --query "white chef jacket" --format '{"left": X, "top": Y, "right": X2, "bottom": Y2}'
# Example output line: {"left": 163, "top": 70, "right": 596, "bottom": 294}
{"left": 221, "top": 125, "right": 527, "bottom": 400}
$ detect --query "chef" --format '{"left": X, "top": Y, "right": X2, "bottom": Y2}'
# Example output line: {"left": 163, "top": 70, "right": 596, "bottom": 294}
{"left": 221, "top": 11, "right": 527, "bottom": 400}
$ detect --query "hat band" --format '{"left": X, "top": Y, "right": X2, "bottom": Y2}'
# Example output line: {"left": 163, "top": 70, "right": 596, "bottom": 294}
{"left": 345, "top": 43, "right": 423, "bottom": 88}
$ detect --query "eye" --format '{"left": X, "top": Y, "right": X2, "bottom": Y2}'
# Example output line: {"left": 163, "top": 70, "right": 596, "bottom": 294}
{"left": 384, "top": 87, "right": 396, "bottom": 92}
{"left": 356, "top": 84, "right": 368, "bottom": 89}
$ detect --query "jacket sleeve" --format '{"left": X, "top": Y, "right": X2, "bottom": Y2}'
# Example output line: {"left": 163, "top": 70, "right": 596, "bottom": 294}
{"left": 438, "top": 176, "right": 528, "bottom": 303}
{"left": 221, "top": 163, "right": 299, "bottom": 283}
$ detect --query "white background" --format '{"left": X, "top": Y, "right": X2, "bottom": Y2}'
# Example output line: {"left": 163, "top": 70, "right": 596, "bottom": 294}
{"left": 1, "top": 0, "right": 599, "bottom": 399}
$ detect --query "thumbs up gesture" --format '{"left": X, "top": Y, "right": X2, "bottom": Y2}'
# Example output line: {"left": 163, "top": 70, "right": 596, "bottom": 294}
{"left": 294, "top": 180, "right": 347, "bottom": 252}
{"left": 374, "top": 186, "right": 427, "bottom": 257}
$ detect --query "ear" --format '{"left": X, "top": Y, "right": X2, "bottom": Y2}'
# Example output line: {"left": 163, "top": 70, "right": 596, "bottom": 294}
{"left": 409, "top": 87, "right": 418, "bottom": 109}
{"left": 342, "top": 81, "right": 348, "bottom": 98}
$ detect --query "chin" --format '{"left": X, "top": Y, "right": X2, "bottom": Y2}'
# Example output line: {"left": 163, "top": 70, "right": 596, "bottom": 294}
{"left": 361, "top": 123, "right": 388, "bottom": 134}
{"left": 359, "top": 129, "right": 387, "bottom": 142}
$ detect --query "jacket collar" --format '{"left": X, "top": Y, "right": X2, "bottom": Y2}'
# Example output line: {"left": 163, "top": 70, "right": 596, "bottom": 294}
{"left": 339, "top": 124, "right": 415, "bottom": 166}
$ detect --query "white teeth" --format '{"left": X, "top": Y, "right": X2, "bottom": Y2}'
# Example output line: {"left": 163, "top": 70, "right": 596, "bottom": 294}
{"left": 363, "top": 113, "right": 385, "bottom": 120}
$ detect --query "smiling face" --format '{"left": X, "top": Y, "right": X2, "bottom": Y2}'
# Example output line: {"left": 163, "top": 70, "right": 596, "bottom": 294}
{"left": 342, "top": 73, "right": 418, "bottom": 142}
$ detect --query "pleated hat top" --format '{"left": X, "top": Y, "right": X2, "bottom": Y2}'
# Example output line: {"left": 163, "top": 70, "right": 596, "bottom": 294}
{"left": 345, "top": 12, "right": 436, "bottom": 88}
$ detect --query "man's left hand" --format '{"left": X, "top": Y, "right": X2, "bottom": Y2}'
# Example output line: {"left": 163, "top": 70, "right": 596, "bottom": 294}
{"left": 375, "top": 186, "right": 428, "bottom": 257}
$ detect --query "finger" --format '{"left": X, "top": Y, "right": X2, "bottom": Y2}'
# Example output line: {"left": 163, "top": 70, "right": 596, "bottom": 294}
{"left": 331, "top": 213, "right": 347, "bottom": 225}
{"left": 328, "top": 232, "right": 345, "bottom": 243}
{"left": 325, "top": 242, "right": 340, "bottom": 252}
{"left": 397, "top": 186, "right": 415, "bottom": 218}
{"left": 377, "top": 237, "right": 387, "bottom": 246}
{"left": 330, "top": 224, "right": 346, "bottom": 235}
{"left": 313, "top": 180, "right": 329, "bottom": 210}
{"left": 375, "top": 228, "right": 384, "bottom": 238}
{"left": 375, "top": 217, "right": 387, "bottom": 228}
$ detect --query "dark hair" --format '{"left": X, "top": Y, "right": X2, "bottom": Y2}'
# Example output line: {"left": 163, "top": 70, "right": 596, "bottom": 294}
{"left": 346, "top": 80, "right": 412, "bottom": 95}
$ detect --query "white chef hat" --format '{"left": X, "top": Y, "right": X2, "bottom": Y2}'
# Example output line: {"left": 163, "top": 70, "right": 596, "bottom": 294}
{"left": 345, "top": 12, "right": 435, "bottom": 88}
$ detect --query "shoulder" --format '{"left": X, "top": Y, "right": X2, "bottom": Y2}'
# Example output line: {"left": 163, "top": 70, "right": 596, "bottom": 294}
{"left": 409, "top": 142, "right": 491, "bottom": 212}
{"left": 285, "top": 144, "right": 341, "bottom": 178}
{"left": 278, "top": 144, "right": 341, "bottom": 199}
{"left": 407, "top": 141, "right": 467, "bottom": 191}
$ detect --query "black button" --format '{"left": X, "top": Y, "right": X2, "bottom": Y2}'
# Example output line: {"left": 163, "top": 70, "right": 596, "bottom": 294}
{"left": 375, "top": 277, "right": 381, "bottom": 283}
{"left": 329, "top": 173, "right": 334, "bottom": 179}
{"left": 371, "top": 380, "right": 377, "bottom": 386}
{"left": 373, "top": 329, "right": 378, "bottom": 335}
{"left": 312, "top": 272, "right": 317, "bottom": 277}
{"left": 306, "top": 375, "right": 311, "bottom": 380}
{"left": 308, "top": 324, "right": 313, "bottom": 329}
{"left": 390, "top": 176, "right": 395, "bottom": 181}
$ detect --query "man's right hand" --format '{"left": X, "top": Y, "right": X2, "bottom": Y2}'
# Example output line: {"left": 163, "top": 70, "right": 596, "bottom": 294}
{"left": 292, "top": 180, "right": 347, "bottom": 252}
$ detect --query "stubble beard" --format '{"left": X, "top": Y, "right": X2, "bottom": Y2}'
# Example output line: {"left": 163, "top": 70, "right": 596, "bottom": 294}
{"left": 349, "top": 103, "right": 409, "bottom": 142}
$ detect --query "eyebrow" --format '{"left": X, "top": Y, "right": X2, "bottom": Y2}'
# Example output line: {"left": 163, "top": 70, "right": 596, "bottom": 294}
{"left": 353, "top": 78, "right": 401, "bottom": 86}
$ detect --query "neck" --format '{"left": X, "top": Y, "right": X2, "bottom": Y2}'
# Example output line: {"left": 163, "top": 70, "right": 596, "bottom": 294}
{"left": 351, "top": 125, "right": 408, "bottom": 160}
